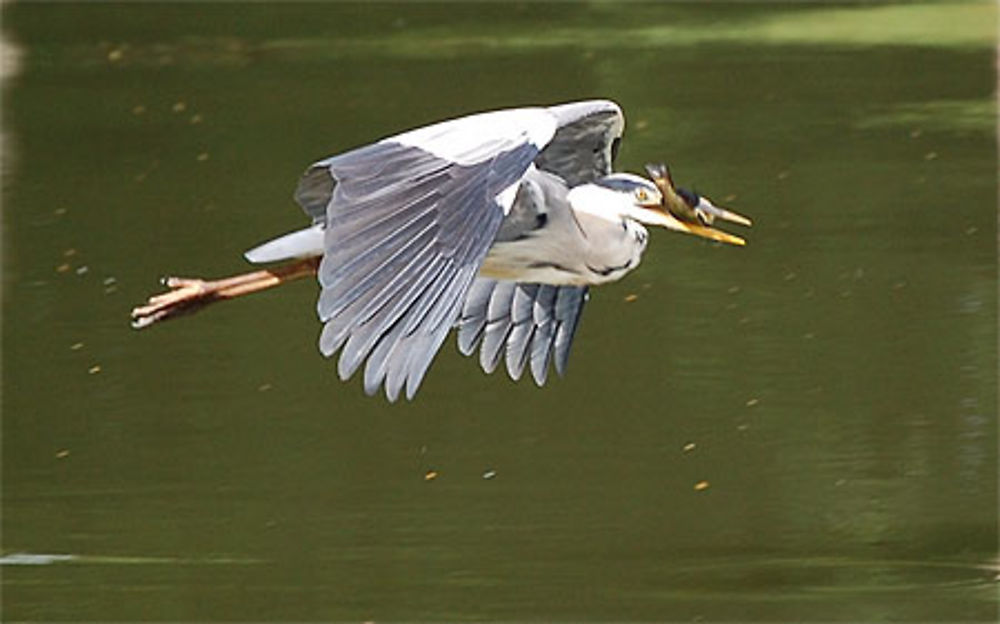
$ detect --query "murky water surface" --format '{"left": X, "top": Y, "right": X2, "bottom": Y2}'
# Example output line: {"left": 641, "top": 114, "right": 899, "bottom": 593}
{"left": 3, "top": 2, "right": 997, "bottom": 621}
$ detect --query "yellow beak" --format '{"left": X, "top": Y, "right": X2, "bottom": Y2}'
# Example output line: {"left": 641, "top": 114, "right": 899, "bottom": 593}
{"left": 646, "top": 205, "right": 752, "bottom": 246}
{"left": 675, "top": 220, "right": 748, "bottom": 246}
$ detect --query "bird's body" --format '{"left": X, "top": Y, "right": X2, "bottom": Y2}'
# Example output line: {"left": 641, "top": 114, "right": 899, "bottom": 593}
{"left": 482, "top": 167, "right": 651, "bottom": 286}
{"left": 132, "top": 100, "right": 749, "bottom": 401}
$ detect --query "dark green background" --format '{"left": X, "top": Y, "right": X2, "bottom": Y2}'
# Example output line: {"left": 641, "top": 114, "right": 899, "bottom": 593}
{"left": 3, "top": 2, "right": 996, "bottom": 620}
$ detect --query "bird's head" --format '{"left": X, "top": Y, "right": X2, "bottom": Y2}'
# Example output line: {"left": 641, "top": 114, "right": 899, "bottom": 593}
{"left": 569, "top": 168, "right": 751, "bottom": 245}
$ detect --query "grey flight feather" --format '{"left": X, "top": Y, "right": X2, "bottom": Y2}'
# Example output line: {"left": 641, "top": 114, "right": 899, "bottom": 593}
{"left": 308, "top": 135, "right": 544, "bottom": 401}
{"left": 294, "top": 166, "right": 337, "bottom": 224}
{"left": 533, "top": 100, "right": 624, "bottom": 188}
{"left": 457, "top": 278, "right": 588, "bottom": 386}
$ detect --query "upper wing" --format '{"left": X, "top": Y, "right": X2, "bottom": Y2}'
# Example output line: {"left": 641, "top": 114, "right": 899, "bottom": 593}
{"left": 457, "top": 278, "right": 588, "bottom": 386}
{"left": 303, "top": 107, "right": 558, "bottom": 401}
{"left": 533, "top": 100, "right": 624, "bottom": 188}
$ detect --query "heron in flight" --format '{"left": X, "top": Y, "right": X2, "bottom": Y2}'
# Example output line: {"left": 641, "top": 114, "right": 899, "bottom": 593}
{"left": 132, "top": 100, "right": 750, "bottom": 401}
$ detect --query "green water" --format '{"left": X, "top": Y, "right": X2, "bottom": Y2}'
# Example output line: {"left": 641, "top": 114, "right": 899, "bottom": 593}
{"left": 3, "top": 2, "right": 997, "bottom": 621}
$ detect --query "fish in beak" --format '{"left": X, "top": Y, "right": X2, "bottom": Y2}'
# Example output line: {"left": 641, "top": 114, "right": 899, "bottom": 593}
{"left": 644, "top": 163, "right": 752, "bottom": 246}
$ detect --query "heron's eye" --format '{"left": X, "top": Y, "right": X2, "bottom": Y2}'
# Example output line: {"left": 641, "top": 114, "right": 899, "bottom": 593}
{"left": 636, "top": 189, "right": 649, "bottom": 202}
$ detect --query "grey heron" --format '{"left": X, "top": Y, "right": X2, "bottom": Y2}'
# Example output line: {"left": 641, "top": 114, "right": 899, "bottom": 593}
{"left": 131, "top": 100, "right": 750, "bottom": 401}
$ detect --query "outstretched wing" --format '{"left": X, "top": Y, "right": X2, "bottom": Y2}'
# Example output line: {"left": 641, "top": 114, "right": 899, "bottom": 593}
{"left": 533, "top": 99, "right": 624, "bottom": 188}
{"left": 302, "top": 107, "right": 557, "bottom": 401}
{"left": 457, "top": 279, "right": 588, "bottom": 386}
{"left": 450, "top": 101, "right": 623, "bottom": 386}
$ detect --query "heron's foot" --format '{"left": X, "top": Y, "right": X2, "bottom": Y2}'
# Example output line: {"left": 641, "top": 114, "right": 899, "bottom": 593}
{"left": 130, "top": 276, "right": 218, "bottom": 329}
{"left": 131, "top": 259, "right": 320, "bottom": 330}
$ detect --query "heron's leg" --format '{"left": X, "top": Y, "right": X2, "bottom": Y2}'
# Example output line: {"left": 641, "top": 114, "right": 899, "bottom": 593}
{"left": 130, "top": 256, "right": 320, "bottom": 329}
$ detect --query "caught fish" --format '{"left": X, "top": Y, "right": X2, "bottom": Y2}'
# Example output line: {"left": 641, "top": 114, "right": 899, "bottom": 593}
{"left": 645, "top": 162, "right": 752, "bottom": 245}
